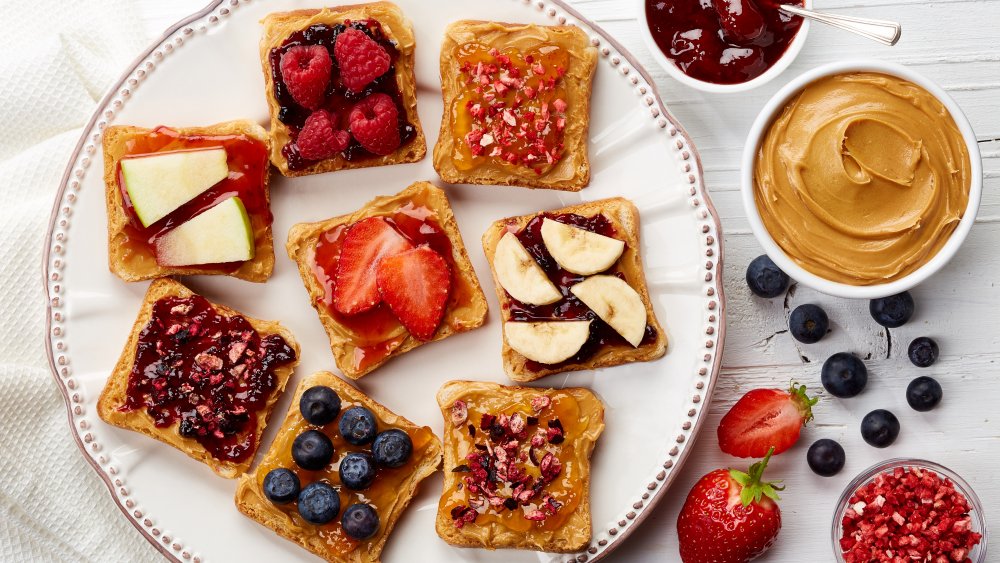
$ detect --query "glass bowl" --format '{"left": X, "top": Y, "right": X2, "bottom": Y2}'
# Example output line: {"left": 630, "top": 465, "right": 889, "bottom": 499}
{"left": 832, "top": 459, "right": 987, "bottom": 562}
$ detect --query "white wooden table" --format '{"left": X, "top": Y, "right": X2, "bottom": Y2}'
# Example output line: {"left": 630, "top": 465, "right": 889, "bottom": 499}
{"left": 129, "top": 1, "right": 1000, "bottom": 560}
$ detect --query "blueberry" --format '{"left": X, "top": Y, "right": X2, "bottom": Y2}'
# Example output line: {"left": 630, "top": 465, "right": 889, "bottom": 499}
{"left": 300, "top": 386, "right": 342, "bottom": 426}
{"left": 292, "top": 430, "right": 334, "bottom": 470}
{"left": 908, "top": 337, "right": 939, "bottom": 368}
{"left": 339, "top": 452, "right": 377, "bottom": 490}
{"left": 338, "top": 406, "right": 377, "bottom": 446}
{"left": 906, "top": 376, "right": 943, "bottom": 412}
{"left": 806, "top": 439, "right": 846, "bottom": 477}
{"left": 789, "top": 304, "right": 829, "bottom": 344}
{"left": 372, "top": 429, "right": 413, "bottom": 468}
{"left": 821, "top": 352, "right": 868, "bottom": 398}
{"left": 860, "top": 409, "right": 900, "bottom": 448}
{"left": 869, "top": 292, "right": 915, "bottom": 328}
{"left": 262, "top": 468, "right": 300, "bottom": 504}
{"left": 297, "top": 482, "right": 340, "bottom": 524}
{"left": 341, "top": 503, "right": 379, "bottom": 540}
{"left": 746, "top": 255, "right": 790, "bottom": 298}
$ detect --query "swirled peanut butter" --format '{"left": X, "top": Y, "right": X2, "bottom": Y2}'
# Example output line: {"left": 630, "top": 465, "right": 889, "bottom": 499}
{"left": 754, "top": 72, "right": 971, "bottom": 285}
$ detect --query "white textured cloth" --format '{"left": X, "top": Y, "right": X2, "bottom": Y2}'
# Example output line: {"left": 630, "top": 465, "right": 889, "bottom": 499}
{"left": 0, "top": 1, "right": 159, "bottom": 560}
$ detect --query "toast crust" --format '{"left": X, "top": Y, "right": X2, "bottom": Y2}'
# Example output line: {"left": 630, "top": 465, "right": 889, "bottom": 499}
{"left": 235, "top": 371, "right": 443, "bottom": 563}
{"left": 433, "top": 21, "right": 597, "bottom": 191}
{"left": 102, "top": 120, "right": 274, "bottom": 282}
{"left": 434, "top": 380, "right": 605, "bottom": 552}
{"left": 259, "top": 2, "right": 427, "bottom": 177}
{"left": 286, "top": 181, "right": 488, "bottom": 380}
{"left": 97, "top": 278, "right": 300, "bottom": 478}
{"left": 482, "top": 198, "right": 667, "bottom": 381}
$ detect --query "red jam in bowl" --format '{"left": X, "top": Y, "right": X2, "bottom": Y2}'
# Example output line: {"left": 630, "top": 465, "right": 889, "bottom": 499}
{"left": 644, "top": 0, "right": 804, "bottom": 85}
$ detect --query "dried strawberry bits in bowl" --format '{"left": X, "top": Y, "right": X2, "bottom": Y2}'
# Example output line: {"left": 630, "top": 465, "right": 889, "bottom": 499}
{"left": 260, "top": 3, "right": 425, "bottom": 176}
{"left": 834, "top": 459, "right": 986, "bottom": 563}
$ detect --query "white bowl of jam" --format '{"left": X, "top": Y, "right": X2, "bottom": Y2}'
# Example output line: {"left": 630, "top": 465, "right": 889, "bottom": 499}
{"left": 638, "top": 0, "right": 811, "bottom": 92}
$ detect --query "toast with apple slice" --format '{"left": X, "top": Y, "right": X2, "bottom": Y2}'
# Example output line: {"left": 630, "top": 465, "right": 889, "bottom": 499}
{"left": 482, "top": 198, "right": 667, "bottom": 381}
{"left": 102, "top": 120, "right": 274, "bottom": 282}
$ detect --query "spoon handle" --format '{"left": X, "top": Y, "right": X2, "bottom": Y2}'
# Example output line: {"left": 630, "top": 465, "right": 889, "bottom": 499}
{"left": 779, "top": 5, "right": 901, "bottom": 46}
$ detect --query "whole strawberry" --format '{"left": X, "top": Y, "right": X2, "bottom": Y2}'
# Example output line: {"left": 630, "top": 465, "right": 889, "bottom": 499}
{"left": 677, "top": 448, "right": 782, "bottom": 563}
{"left": 717, "top": 383, "right": 817, "bottom": 458}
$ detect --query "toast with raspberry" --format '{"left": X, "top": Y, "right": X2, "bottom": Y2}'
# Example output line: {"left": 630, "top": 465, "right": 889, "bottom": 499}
{"left": 260, "top": 3, "right": 426, "bottom": 177}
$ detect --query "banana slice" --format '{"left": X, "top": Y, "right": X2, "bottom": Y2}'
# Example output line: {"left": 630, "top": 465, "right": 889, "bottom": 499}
{"left": 541, "top": 218, "right": 625, "bottom": 275}
{"left": 493, "top": 232, "right": 561, "bottom": 305}
{"left": 504, "top": 321, "right": 591, "bottom": 364}
{"left": 571, "top": 275, "right": 646, "bottom": 347}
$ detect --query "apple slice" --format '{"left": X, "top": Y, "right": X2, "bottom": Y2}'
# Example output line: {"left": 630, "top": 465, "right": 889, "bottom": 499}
{"left": 570, "top": 275, "right": 646, "bottom": 347}
{"left": 121, "top": 147, "right": 229, "bottom": 227}
{"left": 504, "top": 321, "right": 591, "bottom": 364}
{"left": 540, "top": 218, "right": 625, "bottom": 275}
{"left": 156, "top": 196, "right": 254, "bottom": 266}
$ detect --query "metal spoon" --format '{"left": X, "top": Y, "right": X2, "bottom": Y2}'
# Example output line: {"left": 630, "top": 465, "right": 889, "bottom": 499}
{"left": 779, "top": 5, "right": 901, "bottom": 46}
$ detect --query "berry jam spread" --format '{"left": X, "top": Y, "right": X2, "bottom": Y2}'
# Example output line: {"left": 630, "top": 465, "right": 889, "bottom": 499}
{"left": 508, "top": 213, "right": 657, "bottom": 371}
{"left": 256, "top": 397, "right": 436, "bottom": 557}
{"left": 451, "top": 42, "right": 569, "bottom": 175}
{"left": 116, "top": 127, "right": 270, "bottom": 274}
{"left": 269, "top": 20, "right": 417, "bottom": 170}
{"left": 443, "top": 391, "right": 591, "bottom": 532}
{"left": 644, "top": 0, "right": 804, "bottom": 85}
{"left": 121, "top": 295, "right": 296, "bottom": 463}
{"left": 310, "top": 199, "right": 472, "bottom": 373}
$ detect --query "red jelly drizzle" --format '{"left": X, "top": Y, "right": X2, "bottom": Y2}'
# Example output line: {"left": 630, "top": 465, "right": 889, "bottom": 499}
{"left": 268, "top": 20, "right": 418, "bottom": 170}
{"left": 509, "top": 214, "right": 657, "bottom": 372}
{"left": 644, "top": 0, "right": 804, "bottom": 85}
{"left": 116, "top": 126, "right": 271, "bottom": 270}
{"left": 310, "top": 204, "right": 459, "bottom": 372}
{"left": 121, "top": 295, "right": 296, "bottom": 463}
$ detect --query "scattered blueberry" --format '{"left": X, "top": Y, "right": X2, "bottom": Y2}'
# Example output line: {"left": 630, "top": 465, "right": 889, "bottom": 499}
{"left": 339, "top": 406, "right": 378, "bottom": 446}
{"left": 746, "top": 255, "right": 790, "bottom": 298}
{"left": 860, "top": 409, "right": 900, "bottom": 448}
{"left": 300, "top": 386, "right": 342, "bottom": 426}
{"left": 341, "top": 503, "right": 379, "bottom": 540}
{"left": 806, "top": 439, "right": 846, "bottom": 477}
{"left": 262, "top": 468, "right": 300, "bottom": 504}
{"left": 789, "top": 304, "right": 829, "bottom": 344}
{"left": 821, "top": 352, "right": 869, "bottom": 398}
{"left": 908, "top": 337, "right": 939, "bottom": 368}
{"left": 869, "top": 292, "right": 915, "bottom": 328}
{"left": 339, "top": 452, "right": 377, "bottom": 490}
{"left": 372, "top": 429, "right": 413, "bottom": 468}
{"left": 292, "top": 429, "right": 334, "bottom": 470}
{"left": 906, "top": 376, "right": 943, "bottom": 412}
{"left": 297, "top": 481, "right": 341, "bottom": 524}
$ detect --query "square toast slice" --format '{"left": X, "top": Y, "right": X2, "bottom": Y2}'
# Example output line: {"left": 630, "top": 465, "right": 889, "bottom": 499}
{"left": 103, "top": 121, "right": 275, "bottom": 282}
{"left": 286, "top": 181, "right": 488, "bottom": 380}
{"left": 235, "top": 371, "right": 443, "bottom": 563}
{"left": 433, "top": 20, "right": 597, "bottom": 191}
{"left": 259, "top": 2, "right": 426, "bottom": 177}
{"left": 97, "top": 278, "right": 300, "bottom": 478}
{"left": 482, "top": 197, "right": 667, "bottom": 381}
{"left": 435, "top": 380, "right": 605, "bottom": 552}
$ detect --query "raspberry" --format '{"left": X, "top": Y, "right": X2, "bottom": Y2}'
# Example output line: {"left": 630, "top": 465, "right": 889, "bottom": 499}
{"left": 349, "top": 93, "right": 400, "bottom": 156}
{"left": 279, "top": 45, "right": 331, "bottom": 110}
{"left": 334, "top": 27, "right": 390, "bottom": 92}
{"left": 296, "top": 110, "right": 349, "bottom": 161}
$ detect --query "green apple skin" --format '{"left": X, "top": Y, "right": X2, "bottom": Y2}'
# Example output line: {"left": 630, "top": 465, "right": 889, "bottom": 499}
{"left": 155, "top": 196, "right": 255, "bottom": 267}
{"left": 122, "top": 147, "right": 229, "bottom": 227}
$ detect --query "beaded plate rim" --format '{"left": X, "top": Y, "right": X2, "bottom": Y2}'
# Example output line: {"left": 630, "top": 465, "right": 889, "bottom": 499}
{"left": 41, "top": 0, "right": 727, "bottom": 561}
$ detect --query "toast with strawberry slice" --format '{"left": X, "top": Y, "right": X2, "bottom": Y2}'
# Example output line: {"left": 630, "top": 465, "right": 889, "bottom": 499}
{"left": 286, "top": 181, "right": 488, "bottom": 379}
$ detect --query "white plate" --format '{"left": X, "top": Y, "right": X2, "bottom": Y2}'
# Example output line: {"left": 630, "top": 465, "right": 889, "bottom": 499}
{"left": 43, "top": 1, "right": 725, "bottom": 561}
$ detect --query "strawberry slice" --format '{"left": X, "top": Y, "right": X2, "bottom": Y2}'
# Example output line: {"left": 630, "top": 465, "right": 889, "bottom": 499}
{"left": 333, "top": 217, "right": 413, "bottom": 315}
{"left": 717, "top": 384, "right": 817, "bottom": 458}
{"left": 375, "top": 246, "right": 451, "bottom": 340}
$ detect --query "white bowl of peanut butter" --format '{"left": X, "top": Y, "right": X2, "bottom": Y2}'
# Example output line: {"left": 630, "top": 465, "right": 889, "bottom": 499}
{"left": 741, "top": 60, "right": 982, "bottom": 299}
